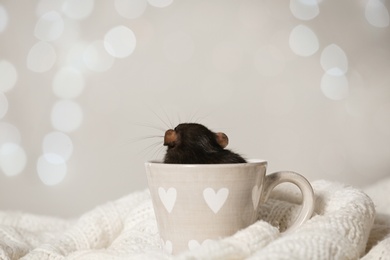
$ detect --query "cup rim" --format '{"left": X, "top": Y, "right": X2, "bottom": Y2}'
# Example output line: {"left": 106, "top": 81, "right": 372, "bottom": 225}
{"left": 145, "top": 159, "right": 267, "bottom": 167}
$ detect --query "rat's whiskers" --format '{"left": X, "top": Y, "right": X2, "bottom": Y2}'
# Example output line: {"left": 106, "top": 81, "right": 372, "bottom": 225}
{"left": 131, "top": 121, "right": 166, "bottom": 132}
{"left": 139, "top": 139, "right": 164, "bottom": 158}
{"left": 120, "top": 135, "right": 163, "bottom": 148}
{"left": 150, "top": 145, "right": 165, "bottom": 161}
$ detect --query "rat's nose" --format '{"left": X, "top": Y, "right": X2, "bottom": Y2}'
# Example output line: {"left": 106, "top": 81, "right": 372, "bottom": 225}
{"left": 164, "top": 129, "right": 177, "bottom": 147}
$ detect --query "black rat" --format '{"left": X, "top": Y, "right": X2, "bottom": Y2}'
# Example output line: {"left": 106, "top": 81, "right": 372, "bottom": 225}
{"left": 163, "top": 123, "right": 246, "bottom": 164}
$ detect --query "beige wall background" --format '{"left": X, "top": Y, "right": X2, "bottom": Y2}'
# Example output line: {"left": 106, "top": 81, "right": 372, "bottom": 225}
{"left": 0, "top": 0, "right": 389, "bottom": 217}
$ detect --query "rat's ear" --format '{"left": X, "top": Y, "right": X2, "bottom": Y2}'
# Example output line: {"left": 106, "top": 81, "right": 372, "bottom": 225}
{"left": 164, "top": 129, "right": 177, "bottom": 147}
{"left": 215, "top": 132, "right": 229, "bottom": 148}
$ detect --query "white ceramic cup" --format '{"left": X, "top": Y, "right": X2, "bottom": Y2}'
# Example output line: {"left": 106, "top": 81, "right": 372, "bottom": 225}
{"left": 145, "top": 160, "right": 314, "bottom": 255}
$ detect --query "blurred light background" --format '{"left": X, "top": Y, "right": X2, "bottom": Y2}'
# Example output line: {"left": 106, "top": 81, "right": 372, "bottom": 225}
{"left": 0, "top": 0, "right": 389, "bottom": 217}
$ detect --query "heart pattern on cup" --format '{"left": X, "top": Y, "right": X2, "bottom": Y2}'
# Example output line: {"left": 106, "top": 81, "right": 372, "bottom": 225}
{"left": 203, "top": 187, "right": 229, "bottom": 213}
{"left": 252, "top": 185, "right": 261, "bottom": 209}
{"left": 158, "top": 187, "right": 177, "bottom": 213}
{"left": 188, "top": 239, "right": 214, "bottom": 251}
{"left": 161, "top": 239, "right": 173, "bottom": 254}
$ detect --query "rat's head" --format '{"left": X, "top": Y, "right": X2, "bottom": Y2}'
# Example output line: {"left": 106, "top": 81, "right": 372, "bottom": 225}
{"left": 164, "top": 123, "right": 228, "bottom": 150}
{"left": 163, "top": 123, "right": 229, "bottom": 163}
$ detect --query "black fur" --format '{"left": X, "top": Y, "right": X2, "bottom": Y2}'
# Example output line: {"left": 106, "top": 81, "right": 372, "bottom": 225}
{"left": 163, "top": 123, "right": 246, "bottom": 164}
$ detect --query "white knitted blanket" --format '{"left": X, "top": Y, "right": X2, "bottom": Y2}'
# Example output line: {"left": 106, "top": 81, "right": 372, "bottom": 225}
{"left": 1, "top": 179, "right": 389, "bottom": 260}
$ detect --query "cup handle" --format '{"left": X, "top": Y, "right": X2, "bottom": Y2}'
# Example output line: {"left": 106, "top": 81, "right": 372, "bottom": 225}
{"left": 262, "top": 171, "right": 315, "bottom": 234}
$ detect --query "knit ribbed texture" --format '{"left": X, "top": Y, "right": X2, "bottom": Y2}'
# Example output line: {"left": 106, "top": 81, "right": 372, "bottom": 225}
{"left": 0, "top": 180, "right": 389, "bottom": 260}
